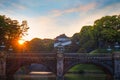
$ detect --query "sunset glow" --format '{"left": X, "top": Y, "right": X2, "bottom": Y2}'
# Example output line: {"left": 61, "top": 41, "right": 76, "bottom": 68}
{"left": 18, "top": 39, "right": 25, "bottom": 45}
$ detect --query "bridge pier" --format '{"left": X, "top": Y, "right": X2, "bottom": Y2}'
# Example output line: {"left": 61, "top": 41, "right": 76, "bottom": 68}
{"left": 0, "top": 52, "right": 6, "bottom": 78}
{"left": 114, "top": 52, "right": 120, "bottom": 79}
{"left": 57, "top": 53, "right": 64, "bottom": 78}
{"left": 56, "top": 45, "right": 64, "bottom": 78}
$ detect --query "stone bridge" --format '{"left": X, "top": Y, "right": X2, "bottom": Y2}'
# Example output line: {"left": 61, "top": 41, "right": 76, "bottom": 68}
{"left": 4, "top": 52, "right": 120, "bottom": 79}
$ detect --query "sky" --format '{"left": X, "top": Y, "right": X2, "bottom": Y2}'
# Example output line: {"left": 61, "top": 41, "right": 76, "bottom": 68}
{"left": 0, "top": 0, "right": 120, "bottom": 41}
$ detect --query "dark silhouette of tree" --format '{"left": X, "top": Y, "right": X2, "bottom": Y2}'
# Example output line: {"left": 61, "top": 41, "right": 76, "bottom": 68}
{"left": 0, "top": 15, "right": 29, "bottom": 51}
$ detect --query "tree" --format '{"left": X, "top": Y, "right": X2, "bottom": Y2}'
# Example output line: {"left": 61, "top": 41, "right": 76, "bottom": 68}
{"left": 0, "top": 15, "right": 29, "bottom": 51}
{"left": 70, "top": 33, "right": 80, "bottom": 52}
{"left": 78, "top": 26, "right": 95, "bottom": 52}
{"left": 93, "top": 15, "right": 120, "bottom": 48}
{"left": 72, "top": 15, "right": 120, "bottom": 53}
{"left": 27, "top": 38, "right": 54, "bottom": 52}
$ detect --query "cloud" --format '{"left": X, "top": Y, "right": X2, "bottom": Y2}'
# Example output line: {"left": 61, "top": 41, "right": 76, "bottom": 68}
{"left": 11, "top": 3, "right": 26, "bottom": 10}
{"left": 86, "top": 2, "right": 120, "bottom": 22}
{"left": 0, "top": 1, "right": 27, "bottom": 15}
{"left": 52, "top": 2, "right": 97, "bottom": 17}
{"left": 17, "top": 2, "right": 120, "bottom": 40}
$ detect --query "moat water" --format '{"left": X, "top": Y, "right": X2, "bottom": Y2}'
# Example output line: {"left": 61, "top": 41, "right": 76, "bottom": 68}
{"left": 4, "top": 72, "right": 113, "bottom": 80}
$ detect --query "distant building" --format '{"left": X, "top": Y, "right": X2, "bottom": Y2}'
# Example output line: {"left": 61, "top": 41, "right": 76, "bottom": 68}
{"left": 54, "top": 34, "right": 72, "bottom": 48}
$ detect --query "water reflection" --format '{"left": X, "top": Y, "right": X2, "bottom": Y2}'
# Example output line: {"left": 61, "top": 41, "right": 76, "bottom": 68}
{"left": 4, "top": 73, "right": 114, "bottom": 80}
{"left": 30, "top": 71, "right": 53, "bottom": 75}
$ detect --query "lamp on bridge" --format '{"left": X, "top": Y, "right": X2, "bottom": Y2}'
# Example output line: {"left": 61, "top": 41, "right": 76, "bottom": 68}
{"left": 8, "top": 45, "right": 13, "bottom": 56}
{"left": 0, "top": 42, "right": 6, "bottom": 51}
{"left": 57, "top": 43, "right": 65, "bottom": 54}
{"left": 0, "top": 42, "right": 13, "bottom": 56}
{"left": 106, "top": 42, "right": 120, "bottom": 53}
{"left": 114, "top": 42, "right": 120, "bottom": 51}
{"left": 0, "top": 42, "right": 6, "bottom": 77}
{"left": 107, "top": 45, "right": 112, "bottom": 53}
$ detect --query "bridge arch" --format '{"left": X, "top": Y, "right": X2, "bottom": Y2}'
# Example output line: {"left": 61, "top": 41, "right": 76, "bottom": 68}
{"left": 64, "top": 61, "right": 113, "bottom": 76}
{"left": 15, "top": 63, "right": 55, "bottom": 74}
{"left": 6, "top": 58, "right": 57, "bottom": 76}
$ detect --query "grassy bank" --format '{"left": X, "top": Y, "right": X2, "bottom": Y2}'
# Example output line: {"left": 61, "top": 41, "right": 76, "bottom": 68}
{"left": 68, "top": 64, "right": 104, "bottom": 73}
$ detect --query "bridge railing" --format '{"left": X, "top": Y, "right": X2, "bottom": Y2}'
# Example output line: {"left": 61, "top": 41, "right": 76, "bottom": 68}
{"left": 7, "top": 52, "right": 118, "bottom": 60}
{"left": 64, "top": 53, "right": 113, "bottom": 60}
{"left": 7, "top": 53, "right": 56, "bottom": 58}
{"left": 64, "top": 53, "right": 112, "bottom": 56}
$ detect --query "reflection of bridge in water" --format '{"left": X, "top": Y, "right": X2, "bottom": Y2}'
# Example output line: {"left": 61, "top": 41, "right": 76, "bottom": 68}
{"left": 6, "top": 52, "right": 120, "bottom": 79}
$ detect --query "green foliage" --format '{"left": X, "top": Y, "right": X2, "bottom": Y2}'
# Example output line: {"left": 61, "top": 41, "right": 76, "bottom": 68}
{"left": 65, "top": 74, "right": 106, "bottom": 80}
{"left": 72, "top": 14, "right": 120, "bottom": 53}
{"left": 69, "top": 33, "right": 80, "bottom": 52}
{"left": 93, "top": 15, "right": 120, "bottom": 45}
{"left": 27, "top": 38, "right": 54, "bottom": 52}
{"left": 77, "top": 26, "right": 95, "bottom": 52}
{"left": 72, "top": 33, "right": 80, "bottom": 43}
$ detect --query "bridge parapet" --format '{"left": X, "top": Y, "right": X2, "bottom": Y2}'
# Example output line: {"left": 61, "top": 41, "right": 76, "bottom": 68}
{"left": 64, "top": 53, "right": 112, "bottom": 56}
{"left": 7, "top": 53, "right": 56, "bottom": 58}
{"left": 7, "top": 53, "right": 113, "bottom": 62}
{"left": 64, "top": 53, "right": 113, "bottom": 60}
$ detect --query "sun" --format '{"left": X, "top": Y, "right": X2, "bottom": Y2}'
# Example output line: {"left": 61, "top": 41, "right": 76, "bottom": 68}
{"left": 18, "top": 39, "right": 25, "bottom": 45}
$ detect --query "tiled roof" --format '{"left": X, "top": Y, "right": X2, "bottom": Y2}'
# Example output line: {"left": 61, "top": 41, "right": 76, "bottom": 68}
{"left": 55, "top": 34, "right": 68, "bottom": 39}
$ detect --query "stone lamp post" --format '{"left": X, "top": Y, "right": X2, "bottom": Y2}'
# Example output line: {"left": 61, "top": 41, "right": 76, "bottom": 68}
{"left": 56, "top": 44, "right": 64, "bottom": 79}
{"left": 0, "top": 42, "right": 6, "bottom": 78}
{"left": 114, "top": 42, "right": 120, "bottom": 51}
